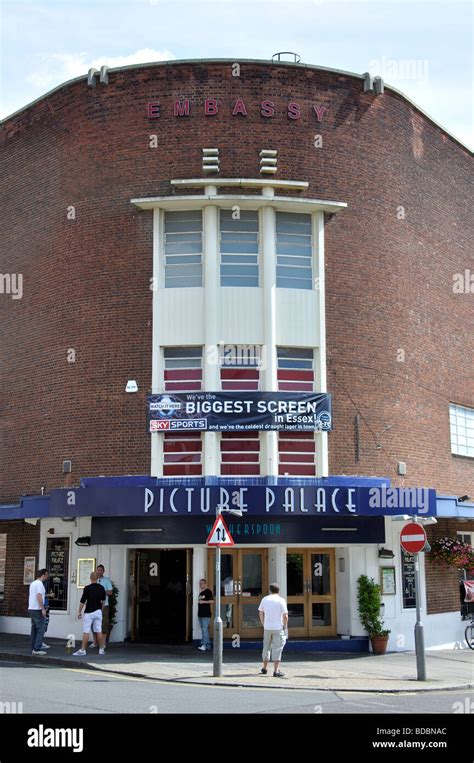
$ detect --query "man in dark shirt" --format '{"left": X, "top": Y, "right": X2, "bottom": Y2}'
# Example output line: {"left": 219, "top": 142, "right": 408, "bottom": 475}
{"left": 73, "top": 571, "right": 106, "bottom": 656}
{"left": 197, "top": 578, "right": 214, "bottom": 651}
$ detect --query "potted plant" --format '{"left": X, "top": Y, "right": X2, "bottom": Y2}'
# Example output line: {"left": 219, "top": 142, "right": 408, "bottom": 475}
{"left": 357, "top": 575, "right": 391, "bottom": 655}
{"left": 107, "top": 583, "right": 119, "bottom": 643}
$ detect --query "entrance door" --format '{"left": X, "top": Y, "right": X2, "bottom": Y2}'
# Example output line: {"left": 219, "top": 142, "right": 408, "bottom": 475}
{"left": 208, "top": 549, "right": 267, "bottom": 638}
{"left": 133, "top": 549, "right": 192, "bottom": 643}
{"left": 286, "top": 549, "right": 336, "bottom": 637}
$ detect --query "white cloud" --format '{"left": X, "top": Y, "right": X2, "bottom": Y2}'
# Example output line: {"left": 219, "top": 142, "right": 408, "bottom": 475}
{"left": 26, "top": 48, "right": 176, "bottom": 90}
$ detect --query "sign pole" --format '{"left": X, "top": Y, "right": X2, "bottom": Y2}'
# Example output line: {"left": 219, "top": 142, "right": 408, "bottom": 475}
{"left": 206, "top": 506, "right": 236, "bottom": 679}
{"left": 213, "top": 509, "right": 223, "bottom": 678}
{"left": 414, "top": 550, "right": 427, "bottom": 681}
{"left": 400, "top": 519, "right": 428, "bottom": 680}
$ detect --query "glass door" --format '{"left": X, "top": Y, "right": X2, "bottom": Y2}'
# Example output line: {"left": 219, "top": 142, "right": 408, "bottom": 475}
{"left": 208, "top": 549, "right": 268, "bottom": 638}
{"left": 212, "top": 549, "right": 239, "bottom": 637}
{"left": 287, "top": 549, "right": 336, "bottom": 637}
{"left": 239, "top": 549, "right": 267, "bottom": 638}
{"left": 286, "top": 551, "right": 306, "bottom": 637}
{"left": 308, "top": 551, "right": 336, "bottom": 637}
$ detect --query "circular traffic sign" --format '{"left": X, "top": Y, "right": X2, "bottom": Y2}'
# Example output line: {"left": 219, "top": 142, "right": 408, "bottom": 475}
{"left": 400, "top": 522, "right": 427, "bottom": 554}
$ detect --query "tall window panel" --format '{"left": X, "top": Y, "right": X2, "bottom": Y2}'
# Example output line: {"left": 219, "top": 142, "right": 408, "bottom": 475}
{"left": 163, "top": 432, "right": 203, "bottom": 477}
{"left": 164, "top": 347, "right": 203, "bottom": 392}
{"left": 164, "top": 210, "right": 203, "bottom": 288}
{"left": 449, "top": 403, "right": 474, "bottom": 457}
{"left": 162, "top": 347, "right": 203, "bottom": 476}
{"left": 220, "top": 344, "right": 261, "bottom": 475}
{"left": 276, "top": 212, "right": 313, "bottom": 289}
{"left": 221, "top": 432, "right": 260, "bottom": 476}
{"left": 277, "top": 347, "right": 316, "bottom": 475}
{"left": 220, "top": 344, "right": 261, "bottom": 391}
{"left": 278, "top": 432, "right": 316, "bottom": 476}
{"left": 277, "top": 347, "right": 314, "bottom": 392}
{"left": 220, "top": 210, "right": 259, "bottom": 287}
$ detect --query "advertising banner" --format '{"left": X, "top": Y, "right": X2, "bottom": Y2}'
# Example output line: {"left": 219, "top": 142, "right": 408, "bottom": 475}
{"left": 147, "top": 391, "right": 332, "bottom": 432}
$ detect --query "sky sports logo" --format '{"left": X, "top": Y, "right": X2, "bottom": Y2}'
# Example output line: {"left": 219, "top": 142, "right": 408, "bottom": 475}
{"left": 149, "top": 419, "right": 207, "bottom": 431}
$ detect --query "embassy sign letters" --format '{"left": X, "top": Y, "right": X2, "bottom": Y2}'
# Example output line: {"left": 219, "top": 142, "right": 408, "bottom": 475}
{"left": 147, "top": 98, "right": 328, "bottom": 122}
{"left": 147, "top": 391, "right": 332, "bottom": 432}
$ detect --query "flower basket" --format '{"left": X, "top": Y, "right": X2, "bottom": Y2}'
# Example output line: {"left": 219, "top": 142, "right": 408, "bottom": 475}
{"left": 430, "top": 537, "right": 474, "bottom": 571}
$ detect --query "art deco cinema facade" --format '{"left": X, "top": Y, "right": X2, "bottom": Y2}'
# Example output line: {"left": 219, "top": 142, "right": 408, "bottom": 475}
{"left": 1, "top": 58, "right": 473, "bottom": 650}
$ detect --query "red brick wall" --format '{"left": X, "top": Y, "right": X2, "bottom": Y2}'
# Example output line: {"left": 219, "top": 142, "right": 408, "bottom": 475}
{"left": 1, "top": 61, "right": 473, "bottom": 502}
{"left": 0, "top": 521, "right": 40, "bottom": 617}
{"left": 425, "top": 519, "right": 474, "bottom": 615}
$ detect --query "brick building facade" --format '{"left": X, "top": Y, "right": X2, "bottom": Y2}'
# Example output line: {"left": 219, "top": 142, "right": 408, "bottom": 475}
{"left": 1, "top": 59, "right": 472, "bottom": 646}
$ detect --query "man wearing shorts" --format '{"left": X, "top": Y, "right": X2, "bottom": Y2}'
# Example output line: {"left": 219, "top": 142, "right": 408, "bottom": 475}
{"left": 73, "top": 571, "right": 106, "bottom": 656}
{"left": 258, "top": 583, "right": 288, "bottom": 678}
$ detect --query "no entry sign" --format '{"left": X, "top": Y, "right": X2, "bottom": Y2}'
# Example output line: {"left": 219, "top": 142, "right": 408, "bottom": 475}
{"left": 400, "top": 522, "right": 427, "bottom": 554}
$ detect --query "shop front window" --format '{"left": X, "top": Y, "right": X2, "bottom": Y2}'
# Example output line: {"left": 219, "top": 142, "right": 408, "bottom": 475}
{"left": 45, "top": 537, "right": 69, "bottom": 611}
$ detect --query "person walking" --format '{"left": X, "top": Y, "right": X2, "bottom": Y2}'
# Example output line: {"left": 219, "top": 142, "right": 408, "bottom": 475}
{"left": 197, "top": 578, "right": 214, "bottom": 651}
{"left": 73, "top": 571, "right": 106, "bottom": 656}
{"left": 258, "top": 583, "right": 288, "bottom": 677}
{"left": 28, "top": 569, "right": 49, "bottom": 655}
{"left": 90, "top": 564, "right": 113, "bottom": 648}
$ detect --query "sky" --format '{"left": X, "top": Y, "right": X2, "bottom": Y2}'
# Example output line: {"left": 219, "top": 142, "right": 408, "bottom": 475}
{"left": 1, "top": 0, "right": 473, "bottom": 149}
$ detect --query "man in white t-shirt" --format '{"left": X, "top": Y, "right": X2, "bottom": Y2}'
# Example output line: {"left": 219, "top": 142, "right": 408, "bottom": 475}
{"left": 28, "top": 569, "right": 49, "bottom": 655}
{"left": 258, "top": 583, "right": 288, "bottom": 678}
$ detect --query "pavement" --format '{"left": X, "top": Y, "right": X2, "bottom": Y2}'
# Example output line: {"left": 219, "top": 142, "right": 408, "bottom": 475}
{"left": 0, "top": 634, "right": 473, "bottom": 693}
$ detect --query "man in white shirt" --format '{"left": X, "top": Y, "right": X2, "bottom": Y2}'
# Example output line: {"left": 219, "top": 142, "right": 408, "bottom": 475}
{"left": 258, "top": 583, "right": 288, "bottom": 677}
{"left": 28, "top": 569, "right": 49, "bottom": 655}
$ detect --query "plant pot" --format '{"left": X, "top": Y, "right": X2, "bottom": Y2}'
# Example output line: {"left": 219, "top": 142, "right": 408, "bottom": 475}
{"left": 370, "top": 635, "right": 389, "bottom": 655}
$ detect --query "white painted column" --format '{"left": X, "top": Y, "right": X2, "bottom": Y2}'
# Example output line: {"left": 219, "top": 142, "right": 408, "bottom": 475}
{"left": 315, "top": 211, "right": 329, "bottom": 477}
{"left": 274, "top": 546, "right": 287, "bottom": 599}
{"left": 193, "top": 547, "right": 207, "bottom": 641}
{"left": 203, "top": 191, "right": 220, "bottom": 477}
{"left": 260, "top": 197, "right": 278, "bottom": 477}
{"left": 151, "top": 208, "right": 164, "bottom": 477}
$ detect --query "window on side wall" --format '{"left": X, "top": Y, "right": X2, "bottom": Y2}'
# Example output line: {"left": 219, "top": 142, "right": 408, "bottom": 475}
{"left": 449, "top": 403, "right": 474, "bottom": 458}
{"left": 220, "top": 210, "right": 259, "bottom": 287}
{"left": 164, "top": 210, "right": 203, "bottom": 288}
{"left": 276, "top": 212, "right": 313, "bottom": 289}
{"left": 0, "top": 534, "right": 6, "bottom": 600}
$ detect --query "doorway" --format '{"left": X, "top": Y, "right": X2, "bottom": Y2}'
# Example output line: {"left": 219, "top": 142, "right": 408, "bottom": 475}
{"left": 207, "top": 549, "right": 268, "bottom": 638}
{"left": 132, "top": 549, "right": 192, "bottom": 643}
{"left": 286, "top": 549, "right": 336, "bottom": 637}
